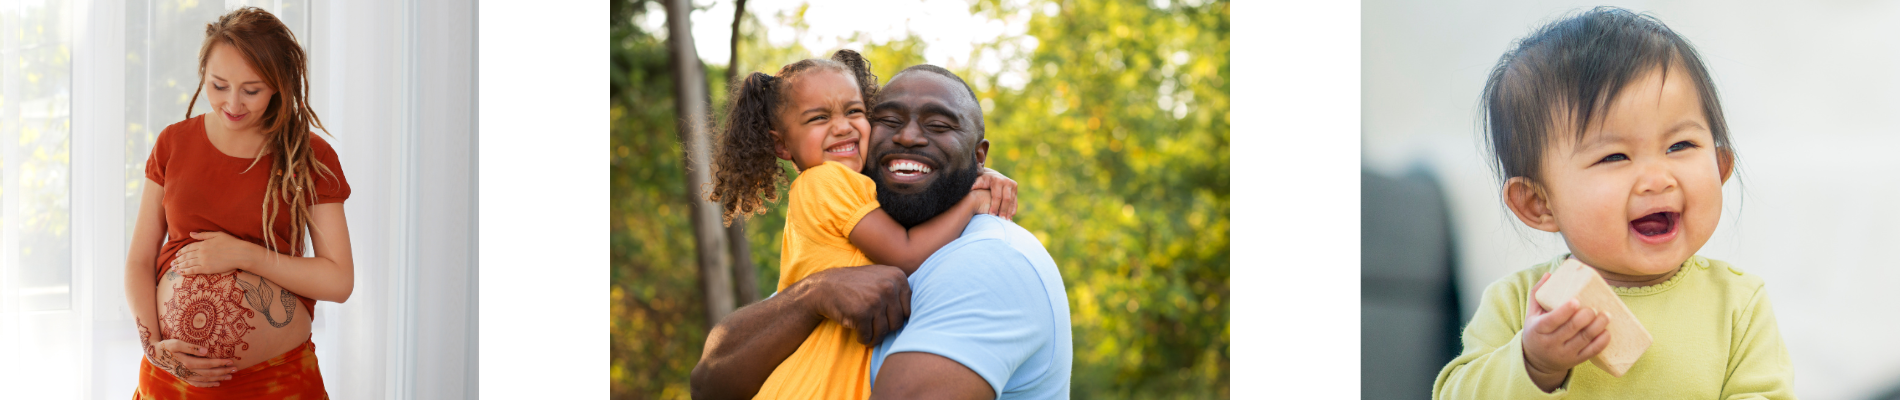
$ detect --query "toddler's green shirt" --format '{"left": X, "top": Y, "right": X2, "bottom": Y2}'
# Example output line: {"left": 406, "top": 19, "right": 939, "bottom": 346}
{"left": 1433, "top": 255, "right": 1793, "bottom": 399}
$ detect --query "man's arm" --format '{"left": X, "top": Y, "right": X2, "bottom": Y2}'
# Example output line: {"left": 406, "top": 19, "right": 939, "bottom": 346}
{"left": 871, "top": 352, "right": 994, "bottom": 400}
{"left": 690, "top": 288, "right": 822, "bottom": 400}
{"left": 863, "top": 235, "right": 1066, "bottom": 400}
{"left": 690, "top": 264, "right": 913, "bottom": 400}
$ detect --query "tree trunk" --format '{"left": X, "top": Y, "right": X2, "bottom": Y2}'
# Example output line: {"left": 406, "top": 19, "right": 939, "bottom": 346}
{"left": 724, "top": 0, "right": 760, "bottom": 307}
{"left": 726, "top": 0, "right": 747, "bottom": 84}
{"left": 664, "top": 0, "right": 735, "bottom": 326}
{"left": 725, "top": 223, "right": 758, "bottom": 305}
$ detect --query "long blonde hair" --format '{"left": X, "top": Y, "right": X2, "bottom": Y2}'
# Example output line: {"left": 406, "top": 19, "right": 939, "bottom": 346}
{"left": 184, "top": 6, "right": 335, "bottom": 255}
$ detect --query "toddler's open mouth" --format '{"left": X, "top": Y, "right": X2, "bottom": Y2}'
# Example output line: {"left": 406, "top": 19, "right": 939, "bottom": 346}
{"left": 1630, "top": 211, "right": 1679, "bottom": 243}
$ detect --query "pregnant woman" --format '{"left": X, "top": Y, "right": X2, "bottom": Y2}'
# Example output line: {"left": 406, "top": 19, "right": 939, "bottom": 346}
{"left": 123, "top": 7, "right": 354, "bottom": 398}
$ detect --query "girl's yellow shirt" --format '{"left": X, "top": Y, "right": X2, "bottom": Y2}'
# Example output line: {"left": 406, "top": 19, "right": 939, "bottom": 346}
{"left": 1434, "top": 255, "right": 1793, "bottom": 399}
{"left": 753, "top": 161, "right": 881, "bottom": 400}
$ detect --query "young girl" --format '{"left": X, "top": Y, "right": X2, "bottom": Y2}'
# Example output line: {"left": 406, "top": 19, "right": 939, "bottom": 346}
{"left": 708, "top": 50, "right": 1017, "bottom": 399}
{"left": 1434, "top": 8, "right": 1792, "bottom": 399}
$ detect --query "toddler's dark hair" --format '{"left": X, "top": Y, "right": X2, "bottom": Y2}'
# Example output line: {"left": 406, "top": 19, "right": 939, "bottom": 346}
{"left": 1483, "top": 7, "right": 1733, "bottom": 184}
{"left": 708, "top": 49, "right": 878, "bottom": 225}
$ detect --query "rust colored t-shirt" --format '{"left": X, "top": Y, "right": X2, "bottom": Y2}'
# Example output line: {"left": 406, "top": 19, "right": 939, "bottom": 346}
{"left": 144, "top": 115, "right": 350, "bottom": 314}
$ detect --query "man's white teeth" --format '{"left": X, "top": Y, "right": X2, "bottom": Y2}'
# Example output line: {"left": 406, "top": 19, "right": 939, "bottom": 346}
{"left": 886, "top": 160, "right": 930, "bottom": 174}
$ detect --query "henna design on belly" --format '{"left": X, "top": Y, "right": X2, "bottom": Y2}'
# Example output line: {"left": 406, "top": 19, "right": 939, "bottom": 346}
{"left": 161, "top": 272, "right": 255, "bottom": 360}
{"left": 139, "top": 321, "right": 195, "bottom": 378}
{"left": 234, "top": 274, "right": 297, "bottom": 328}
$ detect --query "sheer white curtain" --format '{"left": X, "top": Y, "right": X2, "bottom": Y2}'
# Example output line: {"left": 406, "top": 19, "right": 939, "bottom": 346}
{"left": 0, "top": 0, "right": 80, "bottom": 397}
{"left": 0, "top": 0, "right": 476, "bottom": 398}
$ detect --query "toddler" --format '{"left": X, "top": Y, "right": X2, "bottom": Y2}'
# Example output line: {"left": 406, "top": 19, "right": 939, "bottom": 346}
{"left": 1433, "top": 7, "right": 1792, "bottom": 399}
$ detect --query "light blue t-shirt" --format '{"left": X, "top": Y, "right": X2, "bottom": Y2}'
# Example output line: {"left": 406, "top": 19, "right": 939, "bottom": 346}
{"left": 869, "top": 215, "right": 1073, "bottom": 398}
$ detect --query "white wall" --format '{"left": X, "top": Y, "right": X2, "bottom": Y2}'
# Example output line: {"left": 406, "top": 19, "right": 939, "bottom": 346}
{"left": 0, "top": 0, "right": 477, "bottom": 398}
{"left": 1363, "top": 1, "right": 1900, "bottom": 398}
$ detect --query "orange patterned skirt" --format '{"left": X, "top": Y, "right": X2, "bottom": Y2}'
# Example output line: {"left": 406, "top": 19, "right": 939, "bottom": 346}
{"left": 134, "top": 340, "right": 327, "bottom": 399}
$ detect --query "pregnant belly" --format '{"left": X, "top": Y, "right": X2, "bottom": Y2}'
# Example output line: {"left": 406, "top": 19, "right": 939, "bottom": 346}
{"left": 155, "top": 269, "right": 311, "bottom": 371}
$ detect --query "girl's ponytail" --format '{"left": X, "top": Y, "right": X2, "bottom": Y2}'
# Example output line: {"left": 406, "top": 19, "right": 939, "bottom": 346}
{"left": 709, "top": 72, "right": 787, "bottom": 225}
{"left": 830, "top": 50, "right": 879, "bottom": 106}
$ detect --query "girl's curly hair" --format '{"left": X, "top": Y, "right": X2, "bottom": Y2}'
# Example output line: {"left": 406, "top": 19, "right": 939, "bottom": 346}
{"left": 708, "top": 49, "right": 878, "bottom": 225}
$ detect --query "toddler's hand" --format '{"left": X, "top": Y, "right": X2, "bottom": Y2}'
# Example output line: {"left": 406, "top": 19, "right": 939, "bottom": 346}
{"left": 970, "top": 168, "right": 1017, "bottom": 220}
{"left": 1522, "top": 272, "right": 1612, "bottom": 393}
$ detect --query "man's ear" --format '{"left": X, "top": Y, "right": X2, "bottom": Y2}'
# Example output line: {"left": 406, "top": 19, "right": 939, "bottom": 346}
{"left": 973, "top": 138, "right": 989, "bottom": 168}
{"left": 1504, "top": 177, "right": 1560, "bottom": 232}
{"left": 1717, "top": 147, "right": 1735, "bottom": 184}
{"left": 769, "top": 130, "right": 792, "bottom": 161}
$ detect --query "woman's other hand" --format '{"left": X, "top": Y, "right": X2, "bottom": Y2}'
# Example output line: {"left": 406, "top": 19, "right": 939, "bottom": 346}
{"left": 173, "top": 231, "right": 264, "bottom": 275}
{"left": 153, "top": 339, "right": 237, "bottom": 387}
{"left": 971, "top": 167, "right": 1018, "bottom": 220}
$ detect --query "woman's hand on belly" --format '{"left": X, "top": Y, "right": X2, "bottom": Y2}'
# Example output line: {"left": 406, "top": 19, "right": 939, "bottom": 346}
{"left": 171, "top": 231, "right": 265, "bottom": 276}
{"left": 157, "top": 269, "right": 312, "bottom": 371}
{"left": 148, "top": 337, "right": 239, "bottom": 387}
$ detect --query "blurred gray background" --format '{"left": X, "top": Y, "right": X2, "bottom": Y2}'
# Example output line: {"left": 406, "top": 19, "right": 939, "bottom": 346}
{"left": 1362, "top": 1, "right": 1900, "bottom": 399}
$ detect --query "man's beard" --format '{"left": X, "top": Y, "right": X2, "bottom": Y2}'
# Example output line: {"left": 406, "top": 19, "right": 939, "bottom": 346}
{"left": 869, "top": 162, "right": 981, "bottom": 228}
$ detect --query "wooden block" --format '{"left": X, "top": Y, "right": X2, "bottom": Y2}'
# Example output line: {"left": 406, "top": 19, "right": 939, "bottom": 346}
{"left": 1532, "top": 258, "right": 1652, "bottom": 377}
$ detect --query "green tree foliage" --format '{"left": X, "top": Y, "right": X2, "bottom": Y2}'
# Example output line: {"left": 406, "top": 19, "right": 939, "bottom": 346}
{"left": 611, "top": 1, "right": 1227, "bottom": 398}
{"left": 611, "top": 2, "right": 788, "bottom": 397}
{"left": 608, "top": 1, "right": 700, "bottom": 397}
{"left": 974, "top": 1, "right": 1229, "bottom": 397}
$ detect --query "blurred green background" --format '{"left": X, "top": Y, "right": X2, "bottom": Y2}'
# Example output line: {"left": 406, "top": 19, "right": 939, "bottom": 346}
{"left": 610, "top": 0, "right": 1228, "bottom": 398}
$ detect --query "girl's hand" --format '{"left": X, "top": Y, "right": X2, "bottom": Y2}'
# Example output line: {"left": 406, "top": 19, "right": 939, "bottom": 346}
{"left": 970, "top": 167, "right": 1018, "bottom": 220}
{"left": 153, "top": 339, "right": 237, "bottom": 387}
{"left": 173, "top": 231, "right": 262, "bottom": 276}
{"left": 965, "top": 189, "right": 993, "bottom": 216}
{"left": 1521, "top": 272, "right": 1612, "bottom": 393}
